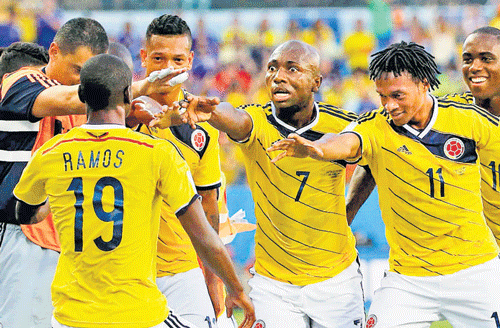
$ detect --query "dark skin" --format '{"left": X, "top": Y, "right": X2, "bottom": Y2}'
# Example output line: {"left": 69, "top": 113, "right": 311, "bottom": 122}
{"left": 347, "top": 31, "right": 500, "bottom": 224}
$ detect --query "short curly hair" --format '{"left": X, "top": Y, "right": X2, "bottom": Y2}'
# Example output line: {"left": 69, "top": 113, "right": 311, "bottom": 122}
{"left": 146, "top": 14, "right": 192, "bottom": 47}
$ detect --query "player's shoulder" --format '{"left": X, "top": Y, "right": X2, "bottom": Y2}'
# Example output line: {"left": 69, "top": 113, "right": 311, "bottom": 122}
{"left": 356, "top": 107, "right": 388, "bottom": 124}
{"left": 1, "top": 66, "right": 59, "bottom": 100}
{"left": 168, "top": 123, "right": 213, "bottom": 157}
{"left": 437, "top": 97, "right": 499, "bottom": 126}
{"left": 317, "top": 102, "right": 358, "bottom": 123}
{"left": 237, "top": 102, "right": 272, "bottom": 116}
{"left": 439, "top": 91, "right": 474, "bottom": 105}
{"left": 132, "top": 128, "right": 185, "bottom": 158}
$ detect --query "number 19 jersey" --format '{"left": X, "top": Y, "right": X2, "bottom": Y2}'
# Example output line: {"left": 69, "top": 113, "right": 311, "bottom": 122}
{"left": 14, "top": 125, "right": 198, "bottom": 328}
{"left": 238, "top": 102, "right": 358, "bottom": 286}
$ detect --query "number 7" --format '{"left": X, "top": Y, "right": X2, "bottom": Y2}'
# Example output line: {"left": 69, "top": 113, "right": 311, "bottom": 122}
{"left": 295, "top": 171, "right": 310, "bottom": 201}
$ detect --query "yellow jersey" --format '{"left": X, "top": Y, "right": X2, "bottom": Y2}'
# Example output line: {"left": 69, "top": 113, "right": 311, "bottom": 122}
{"left": 346, "top": 96, "right": 500, "bottom": 276}
{"left": 441, "top": 91, "right": 500, "bottom": 246}
{"left": 14, "top": 125, "right": 198, "bottom": 327}
{"left": 139, "top": 122, "right": 221, "bottom": 276}
{"left": 239, "top": 101, "right": 358, "bottom": 286}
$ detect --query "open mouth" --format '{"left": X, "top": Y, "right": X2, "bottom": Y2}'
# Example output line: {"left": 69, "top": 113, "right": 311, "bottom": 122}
{"left": 469, "top": 76, "right": 487, "bottom": 84}
{"left": 272, "top": 89, "right": 291, "bottom": 101}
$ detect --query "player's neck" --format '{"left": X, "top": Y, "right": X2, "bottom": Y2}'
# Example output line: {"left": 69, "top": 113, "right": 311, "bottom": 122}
{"left": 408, "top": 94, "right": 434, "bottom": 130}
{"left": 476, "top": 96, "right": 500, "bottom": 117}
{"left": 87, "top": 105, "right": 126, "bottom": 126}
{"left": 149, "top": 85, "right": 183, "bottom": 106}
{"left": 275, "top": 101, "right": 316, "bottom": 129}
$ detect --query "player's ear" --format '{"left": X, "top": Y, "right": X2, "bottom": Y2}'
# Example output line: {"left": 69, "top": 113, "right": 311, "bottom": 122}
{"left": 312, "top": 74, "right": 322, "bottom": 93}
{"left": 140, "top": 48, "right": 147, "bottom": 68}
{"left": 78, "top": 85, "right": 86, "bottom": 104}
{"left": 123, "top": 86, "right": 131, "bottom": 104}
{"left": 48, "top": 42, "right": 60, "bottom": 60}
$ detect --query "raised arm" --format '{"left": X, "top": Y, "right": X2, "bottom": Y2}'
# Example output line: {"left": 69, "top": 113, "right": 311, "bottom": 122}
{"left": 181, "top": 95, "right": 253, "bottom": 142}
{"left": 346, "top": 165, "right": 376, "bottom": 225}
{"left": 31, "top": 85, "right": 85, "bottom": 118}
{"left": 178, "top": 197, "right": 255, "bottom": 328}
{"left": 268, "top": 132, "right": 362, "bottom": 163}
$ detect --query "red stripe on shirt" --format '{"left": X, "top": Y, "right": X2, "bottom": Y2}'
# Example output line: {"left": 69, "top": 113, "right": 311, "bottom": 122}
{"left": 42, "top": 136, "right": 155, "bottom": 154}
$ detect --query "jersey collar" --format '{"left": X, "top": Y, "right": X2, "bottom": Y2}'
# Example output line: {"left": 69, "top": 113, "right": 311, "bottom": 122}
{"left": 270, "top": 101, "right": 320, "bottom": 134}
{"left": 400, "top": 94, "right": 438, "bottom": 139}
{"left": 81, "top": 124, "right": 127, "bottom": 129}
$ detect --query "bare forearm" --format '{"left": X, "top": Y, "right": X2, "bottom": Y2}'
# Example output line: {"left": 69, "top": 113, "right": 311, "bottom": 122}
{"left": 209, "top": 102, "right": 252, "bottom": 142}
{"left": 179, "top": 201, "right": 244, "bottom": 294}
{"left": 199, "top": 189, "right": 220, "bottom": 233}
{"left": 346, "top": 165, "right": 375, "bottom": 225}
{"left": 315, "top": 133, "right": 361, "bottom": 161}
{"left": 32, "top": 85, "right": 85, "bottom": 118}
{"left": 15, "top": 200, "right": 49, "bottom": 225}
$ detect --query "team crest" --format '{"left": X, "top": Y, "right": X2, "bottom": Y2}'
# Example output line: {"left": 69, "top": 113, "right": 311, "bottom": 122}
{"left": 252, "top": 319, "right": 266, "bottom": 328}
{"left": 444, "top": 137, "right": 465, "bottom": 160}
{"left": 191, "top": 129, "right": 206, "bottom": 151}
{"left": 366, "top": 314, "right": 377, "bottom": 328}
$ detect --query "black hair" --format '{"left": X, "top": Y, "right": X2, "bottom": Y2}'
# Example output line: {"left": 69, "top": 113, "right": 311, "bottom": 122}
{"left": 54, "top": 18, "right": 109, "bottom": 55}
{"left": 108, "top": 42, "right": 133, "bottom": 72}
{"left": 369, "top": 41, "right": 441, "bottom": 91}
{"left": 469, "top": 26, "right": 500, "bottom": 40}
{"left": 78, "top": 54, "right": 132, "bottom": 112}
{"left": 146, "top": 14, "right": 192, "bottom": 47}
{"left": 0, "top": 42, "right": 49, "bottom": 79}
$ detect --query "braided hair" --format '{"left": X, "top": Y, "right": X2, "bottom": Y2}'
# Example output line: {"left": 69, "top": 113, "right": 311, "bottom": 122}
{"left": 369, "top": 41, "right": 441, "bottom": 91}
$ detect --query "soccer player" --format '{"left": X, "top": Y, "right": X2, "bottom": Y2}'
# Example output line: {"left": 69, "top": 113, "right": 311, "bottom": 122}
{"left": 13, "top": 53, "right": 255, "bottom": 328}
{"left": 268, "top": 41, "right": 500, "bottom": 327}
{"left": 0, "top": 17, "right": 181, "bottom": 328}
{"left": 181, "top": 40, "right": 365, "bottom": 328}
{"left": 0, "top": 18, "right": 109, "bottom": 328}
{"left": 347, "top": 26, "right": 500, "bottom": 245}
{"left": 137, "top": 14, "right": 228, "bottom": 327}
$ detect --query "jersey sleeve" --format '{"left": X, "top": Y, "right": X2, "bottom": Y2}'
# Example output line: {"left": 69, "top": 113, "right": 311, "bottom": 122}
{"left": 12, "top": 148, "right": 47, "bottom": 205}
{"left": 1, "top": 70, "right": 60, "bottom": 122}
{"left": 342, "top": 113, "right": 377, "bottom": 166}
{"left": 192, "top": 124, "right": 222, "bottom": 190}
{"left": 233, "top": 104, "right": 262, "bottom": 146}
{"left": 156, "top": 140, "right": 198, "bottom": 215}
{"left": 471, "top": 107, "right": 500, "bottom": 152}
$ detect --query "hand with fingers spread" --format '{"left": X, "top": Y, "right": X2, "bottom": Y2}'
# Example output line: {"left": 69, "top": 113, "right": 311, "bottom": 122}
{"left": 139, "top": 67, "right": 189, "bottom": 96}
{"left": 179, "top": 93, "right": 221, "bottom": 129}
{"left": 267, "top": 133, "right": 324, "bottom": 163}
{"left": 126, "top": 96, "right": 164, "bottom": 127}
{"left": 225, "top": 290, "right": 255, "bottom": 328}
{"left": 148, "top": 102, "right": 187, "bottom": 129}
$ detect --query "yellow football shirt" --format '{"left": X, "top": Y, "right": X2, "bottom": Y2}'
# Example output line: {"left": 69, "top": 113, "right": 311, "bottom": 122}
{"left": 140, "top": 120, "right": 221, "bottom": 277}
{"left": 238, "top": 101, "right": 358, "bottom": 286}
{"left": 14, "top": 125, "right": 197, "bottom": 327}
{"left": 346, "top": 96, "right": 500, "bottom": 276}
{"left": 441, "top": 92, "right": 500, "bottom": 246}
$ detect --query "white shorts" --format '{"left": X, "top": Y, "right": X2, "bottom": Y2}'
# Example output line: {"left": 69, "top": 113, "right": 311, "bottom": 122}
{"left": 51, "top": 310, "right": 198, "bottom": 328}
{"left": 0, "top": 223, "right": 58, "bottom": 328}
{"left": 157, "top": 267, "right": 217, "bottom": 328}
{"left": 248, "top": 258, "right": 365, "bottom": 328}
{"left": 217, "top": 308, "right": 237, "bottom": 328}
{"left": 367, "top": 256, "right": 500, "bottom": 328}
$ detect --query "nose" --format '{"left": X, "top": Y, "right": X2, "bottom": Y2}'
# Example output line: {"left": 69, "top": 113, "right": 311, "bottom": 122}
{"left": 272, "top": 67, "right": 286, "bottom": 83}
{"left": 469, "top": 58, "right": 483, "bottom": 73}
{"left": 384, "top": 98, "right": 398, "bottom": 112}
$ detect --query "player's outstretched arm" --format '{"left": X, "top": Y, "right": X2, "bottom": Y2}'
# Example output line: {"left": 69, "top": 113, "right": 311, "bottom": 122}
{"left": 131, "top": 67, "right": 188, "bottom": 98}
{"left": 268, "top": 132, "right": 361, "bottom": 163}
{"left": 32, "top": 85, "right": 85, "bottom": 118}
{"left": 178, "top": 198, "right": 255, "bottom": 328}
{"left": 346, "top": 165, "right": 376, "bottom": 225}
{"left": 181, "top": 94, "right": 253, "bottom": 142}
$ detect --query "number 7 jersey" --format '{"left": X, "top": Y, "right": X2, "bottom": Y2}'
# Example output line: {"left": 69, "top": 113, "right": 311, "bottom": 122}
{"left": 13, "top": 125, "right": 198, "bottom": 328}
{"left": 238, "top": 101, "right": 358, "bottom": 286}
{"left": 346, "top": 96, "right": 500, "bottom": 277}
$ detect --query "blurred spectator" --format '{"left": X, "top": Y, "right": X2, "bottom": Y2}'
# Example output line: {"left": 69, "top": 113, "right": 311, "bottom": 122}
{"left": 249, "top": 17, "right": 280, "bottom": 70}
{"left": 222, "top": 14, "right": 247, "bottom": 47}
{"left": 430, "top": 15, "right": 457, "bottom": 71}
{"left": 117, "top": 21, "right": 142, "bottom": 75}
{"left": 193, "top": 18, "right": 219, "bottom": 58}
{"left": 343, "top": 19, "right": 376, "bottom": 72}
{"left": 409, "top": 15, "right": 431, "bottom": 50}
{"left": 462, "top": 5, "right": 486, "bottom": 35}
{"left": 341, "top": 68, "right": 378, "bottom": 114}
{"left": 17, "top": 2, "right": 37, "bottom": 43}
{"left": 490, "top": 4, "right": 500, "bottom": 30}
{"left": 283, "top": 19, "right": 303, "bottom": 42}
{"left": 219, "top": 133, "right": 246, "bottom": 185}
{"left": 214, "top": 61, "right": 252, "bottom": 99}
{"left": 366, "top": 0, "right": 393, "bottom": 49}
{"left": 390, "top": 7, "right": 411, "bottom": 43}
{"left": 0, "top": 5, "right": 21, "bottom": 48}
{"left": 36, "top": 0, "right": 61, "bottom": 49}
